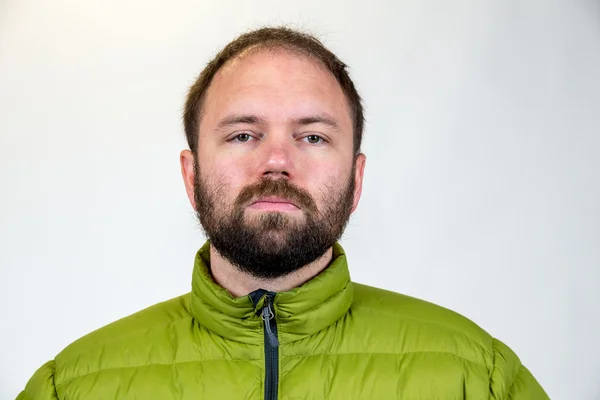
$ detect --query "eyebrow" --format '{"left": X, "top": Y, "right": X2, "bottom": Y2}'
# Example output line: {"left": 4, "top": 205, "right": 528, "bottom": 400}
{"left": 293, "top": 114, "right": 340, "bottom": 130}
{"left": 215, "top": 113, "right": 340, "bottom": 131}
{"left": 216, "top": 114, "right": 267, "bottom": 129}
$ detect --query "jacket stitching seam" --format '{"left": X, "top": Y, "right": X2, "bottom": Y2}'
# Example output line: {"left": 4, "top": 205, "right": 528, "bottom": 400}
{"left": 282, "top": 350, "right": 487, "bottom": 368}
{"left": 55, "top": 357, "right": 262, "bottom": 389}
{"left": 488, "top": 339, "right": 497, "bottom": 400}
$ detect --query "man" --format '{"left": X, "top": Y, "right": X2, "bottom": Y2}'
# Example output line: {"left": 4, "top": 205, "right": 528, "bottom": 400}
{"left": 18, "top": 26, "right": 548, "bottom": 399}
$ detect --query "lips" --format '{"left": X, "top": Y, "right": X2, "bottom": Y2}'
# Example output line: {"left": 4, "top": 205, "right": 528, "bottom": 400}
{"left": 249, "top": 196, "right": 301, "bottom": 211}
{"left": 252, "top": 196, "right": 298, "bottom": 206}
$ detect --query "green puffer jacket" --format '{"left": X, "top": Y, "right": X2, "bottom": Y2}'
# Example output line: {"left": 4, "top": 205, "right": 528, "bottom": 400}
{"left": 18, "top": 242, "right": 548, "bottom": 399}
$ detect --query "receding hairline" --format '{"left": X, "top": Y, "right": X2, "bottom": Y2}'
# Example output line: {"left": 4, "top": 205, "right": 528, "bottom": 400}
{"left": 197, "top": 43, "right": 353, "bottom": 127}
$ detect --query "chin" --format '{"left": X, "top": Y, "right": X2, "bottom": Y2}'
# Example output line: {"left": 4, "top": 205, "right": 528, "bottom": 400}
{"left": 246, "top": 211, "right": 304, "bottom": 227}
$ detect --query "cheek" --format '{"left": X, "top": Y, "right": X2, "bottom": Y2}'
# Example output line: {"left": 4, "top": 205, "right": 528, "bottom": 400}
{"left": 305, "top": 166, "right": 348, "bottom": 202}
{"left": 204, "top": 159, "right": 249, "bottom": 201}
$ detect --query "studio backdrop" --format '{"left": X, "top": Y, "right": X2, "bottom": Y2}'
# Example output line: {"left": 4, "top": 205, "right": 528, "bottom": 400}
{"left": 1, "top": 1, "right": 599, "bottom": 399}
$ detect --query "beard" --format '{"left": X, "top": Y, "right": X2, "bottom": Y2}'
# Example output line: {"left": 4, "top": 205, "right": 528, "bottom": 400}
{"left": 193, "top": 160, "right": 355, "bottom": 279}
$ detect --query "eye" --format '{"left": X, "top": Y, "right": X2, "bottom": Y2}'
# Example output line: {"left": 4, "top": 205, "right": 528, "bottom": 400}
{"left": 304, "top": 134, "right": 324, "bottom": 144}
{"left": 232, "top": 133, "right": 253, "bottom": 142}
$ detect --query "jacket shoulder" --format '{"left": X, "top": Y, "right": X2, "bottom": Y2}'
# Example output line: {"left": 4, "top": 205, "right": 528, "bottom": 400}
{"left": 53, "top": 293, "right": 193, "bottom": 389}
{"left": 342, "top": 284, "right": 548, "bottom": 398}
{"left": 350, "top": 283, "right": 494, "bottom": 366}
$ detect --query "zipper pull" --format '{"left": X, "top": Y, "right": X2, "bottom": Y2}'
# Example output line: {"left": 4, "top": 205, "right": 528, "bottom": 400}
{"left": 262, "top": 297, "right": 279, "bottom": 348}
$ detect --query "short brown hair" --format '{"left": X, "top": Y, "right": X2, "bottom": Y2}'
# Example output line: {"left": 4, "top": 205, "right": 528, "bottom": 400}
{"left": 183, "top": 26, "right": 364, "bottom": 156}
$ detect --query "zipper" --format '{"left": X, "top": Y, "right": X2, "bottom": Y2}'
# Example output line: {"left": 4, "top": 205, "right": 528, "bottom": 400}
{"left": 261, "top": 292, "right": 279, "bottom": 400}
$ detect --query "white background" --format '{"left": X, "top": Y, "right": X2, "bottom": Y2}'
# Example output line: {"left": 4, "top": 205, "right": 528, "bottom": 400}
{"left": 1, "top": 0, "right": 599, "bottom": 398}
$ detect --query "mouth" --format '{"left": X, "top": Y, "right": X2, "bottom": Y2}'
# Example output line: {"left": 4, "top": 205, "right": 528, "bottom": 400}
{"left": 248, "top": 196, "right": 301, "bottom": 212}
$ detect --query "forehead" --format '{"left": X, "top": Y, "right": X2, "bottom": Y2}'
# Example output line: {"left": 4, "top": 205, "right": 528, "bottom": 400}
{"left": 201, "top": 47, "right": 352, "bottom": 129}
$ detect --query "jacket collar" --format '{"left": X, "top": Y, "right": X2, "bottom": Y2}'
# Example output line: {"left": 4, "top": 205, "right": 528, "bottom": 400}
{"left": 190, "top": 241, "right": 353, "bottom": 345}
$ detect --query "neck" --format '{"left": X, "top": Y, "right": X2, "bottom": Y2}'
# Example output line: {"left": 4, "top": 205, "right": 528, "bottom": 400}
{"left": 209, "top": 246, "right": 334, "bottom": 298}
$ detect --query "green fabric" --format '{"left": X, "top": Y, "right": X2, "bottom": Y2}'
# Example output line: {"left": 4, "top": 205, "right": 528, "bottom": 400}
{"left": 18, "top": 242, "right": 548, "bottom": 399}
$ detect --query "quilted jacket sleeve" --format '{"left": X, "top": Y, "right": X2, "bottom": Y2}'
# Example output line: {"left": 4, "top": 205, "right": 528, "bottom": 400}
{"left": 16, "top": 361, "right": 59, "bottom": 400}
{"left": 490, "top": 338, "right": 549, "bottom": 399}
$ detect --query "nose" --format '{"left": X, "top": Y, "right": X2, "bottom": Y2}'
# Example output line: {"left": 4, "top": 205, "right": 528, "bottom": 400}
{"left": 259, "top": 136, "right": 294, "bottom": 179}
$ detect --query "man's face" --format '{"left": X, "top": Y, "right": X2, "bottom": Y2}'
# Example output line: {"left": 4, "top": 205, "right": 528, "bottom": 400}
{"left": 182, "top": 48, "right": 366, "bottom": 278}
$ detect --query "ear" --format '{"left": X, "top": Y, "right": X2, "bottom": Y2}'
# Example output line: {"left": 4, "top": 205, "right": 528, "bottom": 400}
{"left": 180, "top": 149, "right": 197, "bottom": 211}
{"left": 351, "top": 153, "right": 366, "bottom": 214}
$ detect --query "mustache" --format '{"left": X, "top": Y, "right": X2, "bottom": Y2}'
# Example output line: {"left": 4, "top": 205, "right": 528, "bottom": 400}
{"left": 235, "top": 178, "right": 318, "bottom": 214}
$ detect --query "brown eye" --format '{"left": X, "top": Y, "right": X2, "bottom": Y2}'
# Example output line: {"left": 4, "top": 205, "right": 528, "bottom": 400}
{"left": 305, "top": 135, "right": 323, "bottom": 144}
